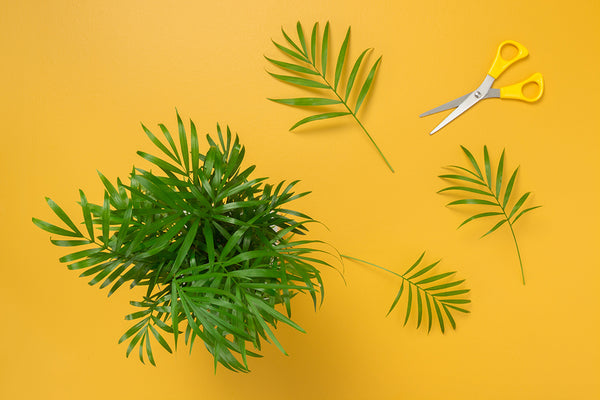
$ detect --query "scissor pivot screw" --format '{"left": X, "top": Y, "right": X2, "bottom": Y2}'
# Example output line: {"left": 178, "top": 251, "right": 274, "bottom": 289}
{"left": 474, "top": 91, "right": 482, "bottom": 99}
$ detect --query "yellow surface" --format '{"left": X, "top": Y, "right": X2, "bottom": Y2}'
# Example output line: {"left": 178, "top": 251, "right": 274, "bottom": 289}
{"left": 2, "top": 1, "right": 599, "bottom": 399}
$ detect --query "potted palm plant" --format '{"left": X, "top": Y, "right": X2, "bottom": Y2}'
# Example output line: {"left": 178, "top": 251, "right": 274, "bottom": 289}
{"left": 33, "top": 112, "right": 330, "bottom": 372}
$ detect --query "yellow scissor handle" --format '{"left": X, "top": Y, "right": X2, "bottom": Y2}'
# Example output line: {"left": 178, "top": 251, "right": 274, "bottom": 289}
{"left": 488, "top": 40, "right": 529, "bottom": 79}
{"left": 500, "top": 72, "right": 544, "bottom": 102}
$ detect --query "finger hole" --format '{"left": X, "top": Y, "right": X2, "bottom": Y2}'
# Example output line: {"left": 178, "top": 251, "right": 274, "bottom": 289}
{"left": 500, "top": 43, "right": 518, "bottom": 61}
{"left": 522, "top": 81, "right": 540, "bottom": 99}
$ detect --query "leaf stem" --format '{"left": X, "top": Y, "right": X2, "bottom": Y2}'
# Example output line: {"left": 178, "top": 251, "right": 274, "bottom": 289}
{"left": 308, "top": 59, "right": 394, "bottom": 173}
{"left": 507, "top": 222, "right": 525, "bottom": 285}
{"left": 485, "top": 185, "right": 527, "bottom": 285}
{"left": 341, "top": 254, "right": 434, "bottom": 295}
{"left": 341, "top": 254, "right": 403, "bottom": 279}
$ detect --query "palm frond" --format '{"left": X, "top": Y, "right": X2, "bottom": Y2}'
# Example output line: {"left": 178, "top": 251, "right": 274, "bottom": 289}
{"left": 33, "top": 111, "right": 333, "bottom": 372}
{"left": 342, "top": 254, "right": 470, "bottom": 333}
{"left": 267, "top": 21, "right": 393, "bottom": 173}
{"left": 438, "top": 145, "right": 541, "bottom": 284}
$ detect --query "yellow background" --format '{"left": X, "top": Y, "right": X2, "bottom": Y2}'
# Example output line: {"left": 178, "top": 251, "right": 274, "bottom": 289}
{"left": 2, "top": 1, "right": 599, "bottom": 399}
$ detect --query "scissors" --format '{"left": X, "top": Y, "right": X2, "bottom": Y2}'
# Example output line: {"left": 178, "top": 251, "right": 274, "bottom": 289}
{"left": 421, "top": 40, "right": 544, "bottom": 135}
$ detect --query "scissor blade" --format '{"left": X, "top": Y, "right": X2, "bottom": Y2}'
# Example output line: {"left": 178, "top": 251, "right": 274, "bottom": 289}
{"left": 420, "top": 89, "right": 500, "bottom": 117}
{"left": 419, "top": 93, "right": 471, "bottom": 118}
{"left": 428, "top": 75, "right": 495, "bottom": 135}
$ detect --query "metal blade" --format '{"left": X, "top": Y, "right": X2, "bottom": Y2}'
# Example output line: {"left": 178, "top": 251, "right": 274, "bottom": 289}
{"left": 428, "top": 75, "right": 495, "bottom": 135}
{"left": 419, "top": 93, "right": 471, "bottom": 117}
{"left": 486, "top": 88, "right": 500, "bottom": 98}
{"left": 420, "top": 88, "right": 500, "bottom": 117}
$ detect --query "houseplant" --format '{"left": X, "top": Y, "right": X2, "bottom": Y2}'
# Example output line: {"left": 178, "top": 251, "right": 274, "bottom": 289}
{"left": 33, "top": 112, "right": 331, "bottom": 372}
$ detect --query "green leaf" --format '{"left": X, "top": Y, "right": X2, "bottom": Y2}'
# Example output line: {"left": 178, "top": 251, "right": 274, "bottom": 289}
{"left": 408, "top": 260, "right": 440, "bottom": 280}
{"left": 321, "top": 22, "right": 329, "bottom": 76}
{"left": 137, "top": 151, "right": 186, "bottom": 176}
{"left": 425, "top": 295, "right": 433, "bottom": 333}
{"left": 435, "top": 289, "right": 470, "bottom": 297}
{"left": 483, "top": 145, "right": 492, "bottom": 189}
{"left": 45, "top": 197, "right": 82, "bottom": 236}
{"left": 496, "top": 149, "right": 505, "bottom": 196}
{"left": 158, "top": 124, "right": 181, "bottom": 164}
{"left": 355, "top": 56, "right": 381, "bottom": 113}
{"left": 248, "top": 295, "right": 305, "bottom": 333}
{"left": 447, "top": 165, "right": 484, "bottom": 180}
{"left": 344, "top": 254, "right": 469, "bottom": 332}
{"left": 442, "top": 304, "right": 456, "bottom": 330}
{"left": 50, "top": 239, "right": 91, "bottom": 247}
{"left": 439, "top": 174, "right": 486, "bottom": 186}
{"left": 33, "top": 218, "right": 81, "bottom": 238}
{"left": 416, "top": 271, "right": 454, "bottom": 285}
{"left": 512, "top": 205, "right": 542, "bottom": 224}
{"left": 118, "top": 318, "right": 147, "bottom": 344}
{"left": 345, "top": 48, "right": 371, "bottom": 102}
{"left": 416, "top": 289, "right": 423, "bottom": 328}
{"left": 267, "top": 72, "right": 328, "bottom": 89}
{"left": 387, "top": 281, "right": 404, "bottom": 316}
{"left": 149, "top": 324, "right": 173, "bottom": 354}
{"left": 176, "top": 111, "right": 189, "bottom": 174}
{"left": 296, "top": 22, "right": 308, "bottom": 57}
{"left": 310, "top": 23, "right": 317, "bottom": 64}
{"left": 441, "top": 146, "right": 540, "bottom": 285}
{"left": 268, "top": 97, "right": 341, "bottom": 106}
{"left": 59, "top": 248, "right": 104, "bottom": 263}
{"left": 403, "top": 285, "right": 412, "bottom": 326}
{"left": 509, "top": 192, "right": 531, "bottom": 219}
{"left": 447, "top": 199, "right": 498, "bottom": 206}
{"left": 146, "top": 333, "right": 156, "bottom": 366}
{"left": 281, "top": 27, "right": 304, "bottom": 56}
{"left": 169, "top": 221, "right": 200, "bottom": 278}
{"left": 190, "top": 119, "right": 199, "bottom": 179}
{"left": 403, "top": 251, "right": 425, "bottom": 275}
{"left": 265, "top": 56, "right": 319, "bottom": 75}
{"left": 97, "top": 171, "right": 125, "bottom": 209}
{"left": 101, "top": 191, "right": 110, "bottom": 246}
{"left": 458, "top": 212, "right": 503, "bottom": 228}
{"left": 334, "top": 27, "right": 350, "bottom": 90}
{"left": 139, "top": 215, "right": 191, "bottom": 258}
{"left": 438, "top": 186, "right": 493, "bottom": 197}
{"left": 67, "top": 252, "right": 112, "bottom": 270}
{"left": 427, "top": 279, "right": 465, "bottom": 291}
{"left": 125, "top": 330, "right": 144, "bottom": 358}
{"left": 503, "top": 167, "right": 519, "bottom": 208}
{"left": 268, "top": 22, "right": 392, "bottom": 172}
{"left": 142, "top": 123, "right": 179, "bottom": 163}
{"left": 460, "top": 145, "right": 483, "bottom": 179}
{"left": 440, "top": 299, "right": 471, "bottom": 304}
{"left": 481, "top": 219, "right": 507, "bottom": 238}
{"left": 434, "top": 300, "right": 445, "bottom": 334}
{"left": 290, "top": 112, "right": 350, "bottom": 130}
{"left": 445, "top": 304, "right": 470, "bottom": 314}
{"left": 79, "top": 190, "right": 95, "bottom": 240}
{"left": 273, "top": 39, "right": 306, "bottom": 63}
{"left": 171, "top": 283, "right": 179, "bottom": 349}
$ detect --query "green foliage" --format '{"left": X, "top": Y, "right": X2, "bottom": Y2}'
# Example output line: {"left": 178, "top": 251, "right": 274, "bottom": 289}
{"left": 342, "top": 254, "right": 470, "bottom": 333}
{"left": 439, "top": 146, "right": 541, "bottom": 285}
{"left": 33, "top": 112, "right": 331, "bottom": 372}
{"left": 267, "top": 21, "right": 394, "bottom": 173}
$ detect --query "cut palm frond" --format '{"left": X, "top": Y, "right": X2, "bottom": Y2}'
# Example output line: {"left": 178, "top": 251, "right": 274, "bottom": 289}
{"left": 342, "top": 253, "right": 470, "bottom": 333}
{"left": 33, "top": 111, "right": 333, "bottom": 372}
{"left": 267, "top": 21, "right": 393, "bottom": 173}
{"left": 439, "top": 145, "right": 541, "bottom": 285}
